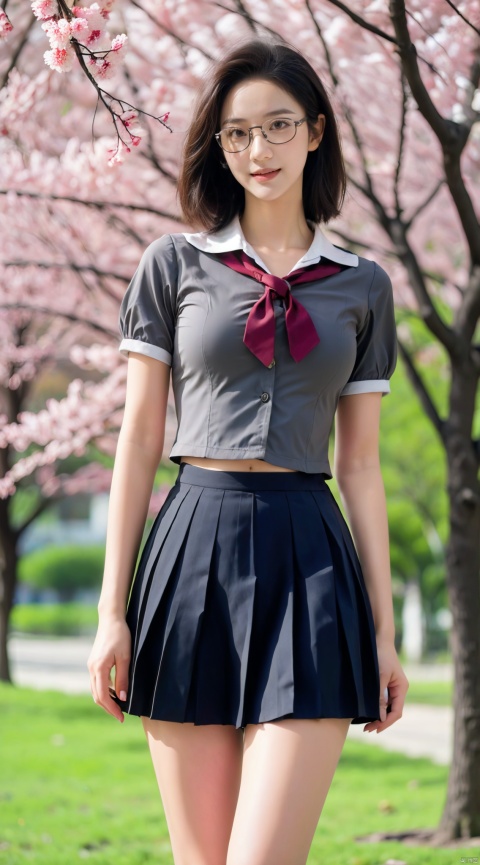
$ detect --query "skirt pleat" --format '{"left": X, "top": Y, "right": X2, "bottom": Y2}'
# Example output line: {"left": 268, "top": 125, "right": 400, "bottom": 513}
{"left": 112, "top": 463, "right": 382, "bottom": 729}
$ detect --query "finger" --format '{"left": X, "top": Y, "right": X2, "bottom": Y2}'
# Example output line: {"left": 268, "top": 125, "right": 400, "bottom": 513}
{"left": 95, "top": 668, "right": 125, "bottom": 723}
{"left": 379, "top": 681, "right": 389, "bottom": 722}
{"left": 113, "top": 658, "right": 129, "bottom": 703}
{"left": 365, "top": 691, "right": 404, "bottom": 733}
{"left": 373, "top": 707, "right": 403, "bottom": 733}
{"left": 363, "top": 685, "right": 391, "bottom": 732}
{"left": 89, "top": 666, "right": 99, "bottom": 705}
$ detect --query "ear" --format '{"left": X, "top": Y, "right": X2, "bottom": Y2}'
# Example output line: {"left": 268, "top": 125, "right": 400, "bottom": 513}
{"left": 308, "top": 114, "right": 326, "bottom": 151}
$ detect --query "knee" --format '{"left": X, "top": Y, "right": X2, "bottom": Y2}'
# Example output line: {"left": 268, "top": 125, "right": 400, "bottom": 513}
{"left": 227, "top": 852, "right": 280, "bottom": 865}
{"left": 176, "top": 854, "right": 227, "bottom": 865}
{"left": 227, "top": 857, "right": 280, "bottom": 865}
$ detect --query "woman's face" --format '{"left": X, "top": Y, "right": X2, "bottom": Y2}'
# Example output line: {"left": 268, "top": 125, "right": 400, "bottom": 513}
{"left": 218, "top": 78, "right": 325, "bottom": 205}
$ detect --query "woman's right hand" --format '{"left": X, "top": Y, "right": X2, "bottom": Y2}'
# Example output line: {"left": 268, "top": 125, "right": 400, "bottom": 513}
{"left": 87, "top": 616, "right": 131, "bottom": 723}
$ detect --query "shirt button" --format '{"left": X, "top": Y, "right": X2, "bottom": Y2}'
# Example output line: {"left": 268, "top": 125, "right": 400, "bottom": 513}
{"left": 267, "top": 359, "right": 276, "bottom": 368}
{"left": 260, "top": 392, "right": 270, "bottom": 403}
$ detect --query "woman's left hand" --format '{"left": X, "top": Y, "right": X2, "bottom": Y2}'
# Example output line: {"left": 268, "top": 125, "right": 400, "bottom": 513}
{"left": 363, "top": 638, "right": 409, "bottom": 734}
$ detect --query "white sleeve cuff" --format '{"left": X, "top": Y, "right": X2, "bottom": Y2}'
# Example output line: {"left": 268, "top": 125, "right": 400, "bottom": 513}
{"left": 340, "top": 379, "right": 391, "bottom": 397}
{"left": 119, "top": 338, "right": 172, "bottom": 366}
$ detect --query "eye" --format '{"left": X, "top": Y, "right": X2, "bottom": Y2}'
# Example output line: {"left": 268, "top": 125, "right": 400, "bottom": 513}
{"left": 268, "top": 119, "right": 290, "bottom": 130}
{"left": 225, "top": 127, "right": 247, "bottom": 140}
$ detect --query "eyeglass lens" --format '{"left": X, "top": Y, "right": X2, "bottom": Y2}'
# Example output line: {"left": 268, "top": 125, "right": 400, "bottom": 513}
{"left": 219, "top": 118, "right": 298, "bottom": 152}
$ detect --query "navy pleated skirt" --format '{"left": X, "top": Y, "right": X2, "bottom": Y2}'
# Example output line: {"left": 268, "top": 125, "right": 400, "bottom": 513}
{"left": 112, "top": 463, "right": 381, "bottom": 729}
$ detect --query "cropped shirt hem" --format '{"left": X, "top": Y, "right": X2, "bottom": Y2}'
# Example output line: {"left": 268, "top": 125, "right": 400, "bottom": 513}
{"left": 169, "top": 444, "right": 332, "bottom": 478}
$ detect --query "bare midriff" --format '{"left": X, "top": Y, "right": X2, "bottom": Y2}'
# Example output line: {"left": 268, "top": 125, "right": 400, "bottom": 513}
{"left": 180, "top": 457, "right": 297, "bottom": 473}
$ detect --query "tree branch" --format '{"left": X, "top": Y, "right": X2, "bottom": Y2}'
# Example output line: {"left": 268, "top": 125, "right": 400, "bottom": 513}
{"left": 392, "top": 69, "right": 408, "bottom": 216}
{"left": 0, "top": 12, "right": 36, "bottom": 90}
{"left": 16, "top": 492, "right": 64, "bottom": 538}
{"left": 2, "top": 260, "right": 129, "bottom": 282}
{"left": 442, "top": 0, "right": 480, "bottom": 38}
{"left": 320, "top": 0, "right": 396, "bottom": 43}
{"left": 0, "top": 188, "right": 182, "bottom": 221}
{"left": 206, "top": 1, "right": 287, "bottom": 41}
{"left": 0, "top": 302, "right": 119, "bottom": 339}
{"left": 323, "top": 0, "right": 445, "bottom": 79}
{"left": 231, "top": 0, "right": 259, "bottom": 32}
{"left": 404, "top": 178, "right": 445, "bottom": 229}
{"left": 455, "top": 265, "right": 480, "bottom": 342}
{"left": 128, "top": 0, "right": 216, "bottom": 61}
{"left": 388, "top": 0, "right": 480, "bottom": 264}
{"left": 397, "top": 336, "right": 446, "bottom": 444}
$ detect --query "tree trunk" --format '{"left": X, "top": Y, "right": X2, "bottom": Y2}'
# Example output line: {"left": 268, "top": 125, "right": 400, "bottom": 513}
{"left": 437, "top": 362, "right": 480, "bottom": 840}
{"left": 0, "top": 497, "right": 18, "bottom": 683}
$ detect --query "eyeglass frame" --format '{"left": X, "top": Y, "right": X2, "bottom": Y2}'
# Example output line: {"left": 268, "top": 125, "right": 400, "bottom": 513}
{"left": 214, "top": 116, "right": 308, "bottom": 152}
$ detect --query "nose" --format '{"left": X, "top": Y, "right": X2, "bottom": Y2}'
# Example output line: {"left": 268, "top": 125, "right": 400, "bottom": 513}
{"left": 249, "top": 129, "right": 273, "bottom": 159}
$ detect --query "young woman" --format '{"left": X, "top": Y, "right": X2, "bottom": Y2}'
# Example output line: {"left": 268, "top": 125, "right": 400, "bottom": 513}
{"left": 88, "top": 37, "right": 409, "bottom": 865}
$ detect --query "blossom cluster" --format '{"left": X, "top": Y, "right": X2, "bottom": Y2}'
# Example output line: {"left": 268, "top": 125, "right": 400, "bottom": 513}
{"left": 0, "top": 371, "right": 124, "bottom": 499}
{"left": 106, "top": 109, "right": 170, "bottom": 166}
{"left": 0, "top": 9, "right": 13, "bottom": 38}
{"left": 31, "top": 0, "right": 128, "bottom": 79}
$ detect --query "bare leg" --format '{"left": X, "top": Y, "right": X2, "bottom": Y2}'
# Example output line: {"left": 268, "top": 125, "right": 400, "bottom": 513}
{"left": 226, "top": 717, "right": 353, "bottom": 865}
{"left": 141, "top": 717, "right": 244, "bottom": 865}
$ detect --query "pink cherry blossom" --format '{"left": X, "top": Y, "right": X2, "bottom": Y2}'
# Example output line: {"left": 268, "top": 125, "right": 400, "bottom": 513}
{"left": 72, "top": 3, "right": 110, "bottom": 50}
{"left": 0, "top": 10, "right": 14, "bottom": 38}
{"left": 119, "top": 108, "right": 143, "bottom": 138}
{"left": 31, "top": 0, "right": 57, "bottom": 21}
{"left": 110, "top": 33, "right": 127, "bottom": 52}
{"left": 69, "top": 17, "right": 90, "bottom": 38}
{"left": 41, "top": 17, "right": 74, "bottom": 48}
{"left": 106, "top": 138, "right": 133, "bottom": 165}
{"left": 43, "top": 45, "right": 76, "bottom": 73}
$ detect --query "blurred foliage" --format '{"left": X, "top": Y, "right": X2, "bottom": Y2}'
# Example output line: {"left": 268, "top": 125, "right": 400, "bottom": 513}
{"left": 18, "top": 545, "right": 106, "bottom": 601}
{"left": 381, "top": 309, "right": 451, "bottom": 619}
{"left": 10, "top": 602, "right": 98, "bottom": 636}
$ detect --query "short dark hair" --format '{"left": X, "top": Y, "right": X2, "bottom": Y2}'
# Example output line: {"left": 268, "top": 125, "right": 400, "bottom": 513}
{"left": 177, "top": 37, "right": 347, "bottom": 233}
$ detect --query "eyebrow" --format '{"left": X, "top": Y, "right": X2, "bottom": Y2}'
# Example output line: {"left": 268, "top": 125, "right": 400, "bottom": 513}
{"left": 221, "top": 108, "right": 297, "bottom": 126}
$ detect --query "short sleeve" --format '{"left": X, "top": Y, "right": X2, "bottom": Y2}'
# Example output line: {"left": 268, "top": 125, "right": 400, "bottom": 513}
{"left": 118, "top": 234, "right": 178, "bottom": 366}
{"left": 340, "top": 262, "right": 397, "bottom": 397}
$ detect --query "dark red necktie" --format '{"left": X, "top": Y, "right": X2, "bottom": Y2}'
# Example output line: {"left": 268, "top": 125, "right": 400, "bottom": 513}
{"left": 215, "top": 249, "right": 343, "bottom": 367}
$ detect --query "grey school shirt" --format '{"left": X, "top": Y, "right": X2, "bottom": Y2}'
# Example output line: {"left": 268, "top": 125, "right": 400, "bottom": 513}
{"left": 118, "top": 214, "right": 397, "bottom": 477}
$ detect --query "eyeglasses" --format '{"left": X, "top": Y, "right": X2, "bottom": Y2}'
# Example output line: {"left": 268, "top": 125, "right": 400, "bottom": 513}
{"left": 215, "top": 116, "right": 308, "bottom": 153}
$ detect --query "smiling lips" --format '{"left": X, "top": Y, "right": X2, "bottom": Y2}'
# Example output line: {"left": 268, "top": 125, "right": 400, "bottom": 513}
{"left": 251, "top": 169, "right": 281, "bottom": 180}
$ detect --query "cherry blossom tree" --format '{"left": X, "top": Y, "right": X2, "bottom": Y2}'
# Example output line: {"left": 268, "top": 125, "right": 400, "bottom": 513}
{"left": 0, "top": 0, "right": 181, "bottom": 689}
{"left": 0, "top": 0, "right": 479, "bottom": 844}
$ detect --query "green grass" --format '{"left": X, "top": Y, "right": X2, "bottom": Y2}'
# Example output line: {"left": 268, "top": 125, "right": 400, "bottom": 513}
{"left": 0, "top": 683, "right": 471, "bottom": 864}
{"left": 406, "top": 681, "right": 453, "bottom": 707}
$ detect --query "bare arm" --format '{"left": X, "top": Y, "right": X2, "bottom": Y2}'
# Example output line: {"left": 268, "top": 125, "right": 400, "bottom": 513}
{"left": 97, "top": 352, "right": 171, "bottom": 620}
{"left": 334, "top": 391, "right": 408, "bottom": 731}
{"left": 88, "top": 352, "right": 171, "bottom": 721}
{"left": 334, "top": 391, "right": 395, "bottom": 642}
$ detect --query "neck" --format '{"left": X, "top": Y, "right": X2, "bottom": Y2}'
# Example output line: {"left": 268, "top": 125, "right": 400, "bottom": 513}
{"left": 240, "top": 199, "right": 313, "bottom": 253}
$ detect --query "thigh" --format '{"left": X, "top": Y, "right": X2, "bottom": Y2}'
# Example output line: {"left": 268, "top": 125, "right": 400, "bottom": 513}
{"left": 226, "top": 717, "right": 353, "bottom": 865}
{"left": 141, "top": 717, "right": 244, "bottom": 865}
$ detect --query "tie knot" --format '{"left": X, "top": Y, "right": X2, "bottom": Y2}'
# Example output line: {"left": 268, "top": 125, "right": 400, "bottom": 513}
{"left": 269, "top": 278, "right": 289, "bottom": 299}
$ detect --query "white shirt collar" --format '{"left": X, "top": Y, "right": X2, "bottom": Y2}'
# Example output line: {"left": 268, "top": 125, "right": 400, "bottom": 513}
{"left": 182, "top": 213, "right": 358, "bottom": 273}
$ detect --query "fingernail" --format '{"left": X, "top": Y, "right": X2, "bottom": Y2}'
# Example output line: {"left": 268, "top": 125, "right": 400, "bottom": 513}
{"left": 120, "top": 690, "right": 127, "bottom": 700}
